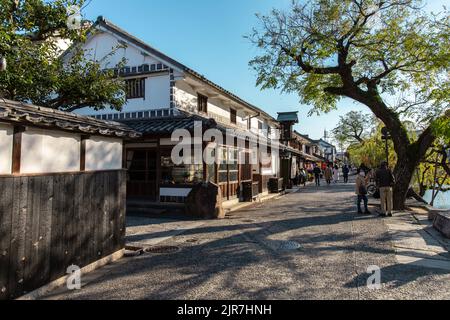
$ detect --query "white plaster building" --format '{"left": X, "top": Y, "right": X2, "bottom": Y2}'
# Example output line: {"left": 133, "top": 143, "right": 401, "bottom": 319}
{"left": 66, "top": 17, "right": 282, "bottom": 205}
{"left": 0, "top": 99, "right": 139, "bottom": 176}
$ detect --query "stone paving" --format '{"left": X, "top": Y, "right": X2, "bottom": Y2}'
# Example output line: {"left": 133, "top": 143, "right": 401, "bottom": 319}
{"left": 386, "top": 212, "right": 450, "bottom": 270}
{"left": 41, "top": 178, "right": 450, "bottom": 300}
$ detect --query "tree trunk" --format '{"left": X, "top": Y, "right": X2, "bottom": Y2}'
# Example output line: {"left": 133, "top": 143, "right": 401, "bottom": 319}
{"left": 392, "top": 134, "right": 435, "bottom": 210}
{"left": 344, "top": 87, "right": 436, "bottom": 210}
{"left": 393, "top": 155, "right": 417, "bottom": 210}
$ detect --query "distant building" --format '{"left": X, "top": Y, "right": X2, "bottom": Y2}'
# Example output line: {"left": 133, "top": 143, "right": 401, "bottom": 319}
{"left": 315, "top": 139, "right": 337, "bottom": 163}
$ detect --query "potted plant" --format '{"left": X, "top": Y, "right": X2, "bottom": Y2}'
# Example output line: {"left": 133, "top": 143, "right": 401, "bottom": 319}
{"left": 183, "top": 171, "right": 191, "bottom": 183}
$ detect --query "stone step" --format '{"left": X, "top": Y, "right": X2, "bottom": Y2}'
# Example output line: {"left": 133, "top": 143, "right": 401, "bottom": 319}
{"left": 433, "top": 212, "right": 450, "bottom": 239}
{"left": 396, "top": 255, "right": 450, "bottom": 271}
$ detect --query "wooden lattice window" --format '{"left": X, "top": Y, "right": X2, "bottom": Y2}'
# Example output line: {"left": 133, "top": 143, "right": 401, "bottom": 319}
{"left": 197, "top": 93, "right": 208, "bottom": 113}
{"left": 230, "top": 108, "right": 237, "bottom": 124}
{"left": 126, "top": 78, "right": 145, "bottom": 100}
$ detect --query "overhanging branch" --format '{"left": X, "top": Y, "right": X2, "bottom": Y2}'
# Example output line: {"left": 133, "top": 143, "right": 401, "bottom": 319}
{"left": 281, "top": 47, "right": 341, "bottom": 75}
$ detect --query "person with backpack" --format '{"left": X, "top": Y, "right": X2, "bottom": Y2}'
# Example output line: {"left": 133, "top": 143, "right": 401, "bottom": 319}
{"left": 375, "top": 161, "right": 396, "bottom": 217}
{"left": 355, "top": 169, "right": 371, "bottom": 215}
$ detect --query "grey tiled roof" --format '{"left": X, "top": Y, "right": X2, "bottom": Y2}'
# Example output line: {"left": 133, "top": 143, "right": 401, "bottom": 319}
{"left": 120, "top": 115, "right": 216, "bottom": 135}
{"left": 120, "top": 114, "right": 264, "bottom": 144}
{"left": 0, "top": 99, "right": 141, "bottom": 138}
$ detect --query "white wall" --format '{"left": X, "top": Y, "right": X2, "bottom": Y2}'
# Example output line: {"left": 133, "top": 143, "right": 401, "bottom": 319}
{"left": 0, "top": 123, "right": 13, "bottom": 175}
{"left": 74, "top": 30, "right": 172, "bottom": 116}
{"left": 85, "top": 136, "right": 123, "bottom": 171}
{"left": 77, "top": 74, "right": 170, "bottom": 116}
{"left": 174, "top": 81, "right": 272, "bottom": 131}
{"left": 21, "top": 128, "right": 80, "bottom": 174}
{"left": 116, "top": 74, "right": 170, "bottom": 112}
{"left": 174, "top": 81, "right": 198, "bottom": 113}
{"left": 81, "top": 31, "right": 160, "bottom": 69}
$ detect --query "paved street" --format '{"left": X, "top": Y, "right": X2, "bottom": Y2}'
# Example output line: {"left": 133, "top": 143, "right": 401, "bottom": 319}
{"left": 43, "top": 179, "right": 450, "bottom": 300}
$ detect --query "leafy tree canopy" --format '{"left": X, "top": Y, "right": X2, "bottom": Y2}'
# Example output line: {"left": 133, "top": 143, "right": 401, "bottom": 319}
{"left": 332, "top": 110, "right": 374, "bottom": 144}
{"left": 0, "top": 0, "right": 125, "bottom": 111}
{"left": 249, "top": 0, "right": 449, "bottom": 123}
{"left": 249, "top": 0, "right": 449, "bottom": 209}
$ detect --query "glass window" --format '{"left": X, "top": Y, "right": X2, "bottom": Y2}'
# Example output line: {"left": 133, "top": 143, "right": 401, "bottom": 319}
{"left": 228, "top": 148, "right": 238, "bottom": 182}
{"left": 160, "top": 153, "right": 204, "bottom": 185}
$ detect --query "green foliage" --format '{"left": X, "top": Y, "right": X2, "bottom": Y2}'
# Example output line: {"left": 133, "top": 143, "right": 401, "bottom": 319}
{"left": 0, "top": 0, "right": 126, "bottom": 111}
{"left": 347, "top": 124, "right": 397, "bottom": 169}
{"left": 332, "top": 110, "right": 375, "bottom": 145}
{"left": 415, "top": 157, "right": 450, "bottom": 195}
{"left": 432, "top": 112, "right": 450, "bottom": 144}
{"left": 249, "top": 0, "right": 449, "bottom": 208}
{"left": 248, "top": 0, "right": 449, "bottom": 122}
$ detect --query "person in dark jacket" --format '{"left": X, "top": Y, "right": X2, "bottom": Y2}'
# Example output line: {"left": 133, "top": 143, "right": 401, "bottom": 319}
{"left": 313, "top": 165, "right": 322, "bottom": 186}
{"left": 375, "top": 161, "right": 396, "bottom": 217}
{"left": 356, "top": 169, "right": 371, "bottom": 215}
{"left": 342, "top": 165, "right": 350, "bottom": 183}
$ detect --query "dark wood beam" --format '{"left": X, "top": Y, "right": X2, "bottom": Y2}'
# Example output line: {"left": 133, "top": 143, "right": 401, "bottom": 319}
{"left": 156, "top": 139, "right": 161, "bottom": 202}
{"left": 80, "top": 135, "right": 89, "bottom": 172}
{"left": 11, "top": 126, "right": 25, "bottom": 174}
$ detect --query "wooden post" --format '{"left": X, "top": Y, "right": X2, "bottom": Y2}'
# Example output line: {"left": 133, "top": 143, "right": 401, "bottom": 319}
{"left": 202, "top": 141, "right": 208, "bottom": 182}
{"left": 80, "top": 135, "right": 88, "bottom": 172}
{"left": 11, "top": 126, "right": 25, "bottom": 174}
{"left": 122, "top": 141, "right": 127, "bottom": 170}
{"left": 156, "top": 139, "right": 161, "bottom": 203}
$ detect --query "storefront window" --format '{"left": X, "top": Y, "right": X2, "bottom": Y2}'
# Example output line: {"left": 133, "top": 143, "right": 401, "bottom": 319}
{"left": 217, "top": 146, "right": 239, "bottom": 183}
{"left": 218, "top": 146, "right": 228, "bottom": 183}
{"left": 160, "top": 149, "right": 203, "bottom": 185}
{"left": 228, "top": 148, "right": 238, "bottom": 183}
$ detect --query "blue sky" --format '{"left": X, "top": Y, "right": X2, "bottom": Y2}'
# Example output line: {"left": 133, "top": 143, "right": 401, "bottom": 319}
{"left": 81, "top": 0, "right": 447, "bottom": 143}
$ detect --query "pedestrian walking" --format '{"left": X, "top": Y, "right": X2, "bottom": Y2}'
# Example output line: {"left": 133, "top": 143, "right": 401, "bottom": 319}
{"left": 313, "top": 164, "right": 322, "bottom": 186}
{"left": 324, "top": 165, "right": 333, "bottom": 185}
{"left": 299, "top": 168, "right": 307, "bottom": 186}
{"left": 342, "top": 165, "right": 350, "bottom": 183}
{"left": 375, "top": 161, "right": 395, "bottom": 217}
{"left": 355, "top": 169, "right": 371, "bottom": 215}
{"left": 359, "top": 163, "right": 370, "bottom": 175}
{"left": 333, "top": 165, "right": 340, "bottom": 183}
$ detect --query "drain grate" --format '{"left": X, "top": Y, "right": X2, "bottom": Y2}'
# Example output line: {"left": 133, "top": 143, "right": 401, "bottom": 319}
{"left": 145, "top": 246, "right": 180, "bottom": 254}
{"left": 278, "top": 241, "right": 302, "bottom": 251}
{"left": 124, "top": 245, "right": 145, "bottom": 257}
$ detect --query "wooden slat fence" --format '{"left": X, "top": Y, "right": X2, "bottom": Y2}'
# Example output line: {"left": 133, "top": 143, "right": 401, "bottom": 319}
{"left": 0, "top": 170, "right": 126, "bottom": 300}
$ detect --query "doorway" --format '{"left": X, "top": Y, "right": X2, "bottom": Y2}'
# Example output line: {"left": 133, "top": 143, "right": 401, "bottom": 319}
{"left": 126, "top": 149, "right": 157, "bottom": 201}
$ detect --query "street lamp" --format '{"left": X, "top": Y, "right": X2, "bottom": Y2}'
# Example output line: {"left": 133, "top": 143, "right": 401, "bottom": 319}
{"left": 381, "top": 127, "right": 391, "bottom": 167}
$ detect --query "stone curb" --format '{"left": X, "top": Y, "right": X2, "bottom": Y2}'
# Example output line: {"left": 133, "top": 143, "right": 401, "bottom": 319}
{"left": 407, "top": 201, "right": 450, "bottom": 240}
{"left": 17, "top": 249, "right": 124, "bottom": 300}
